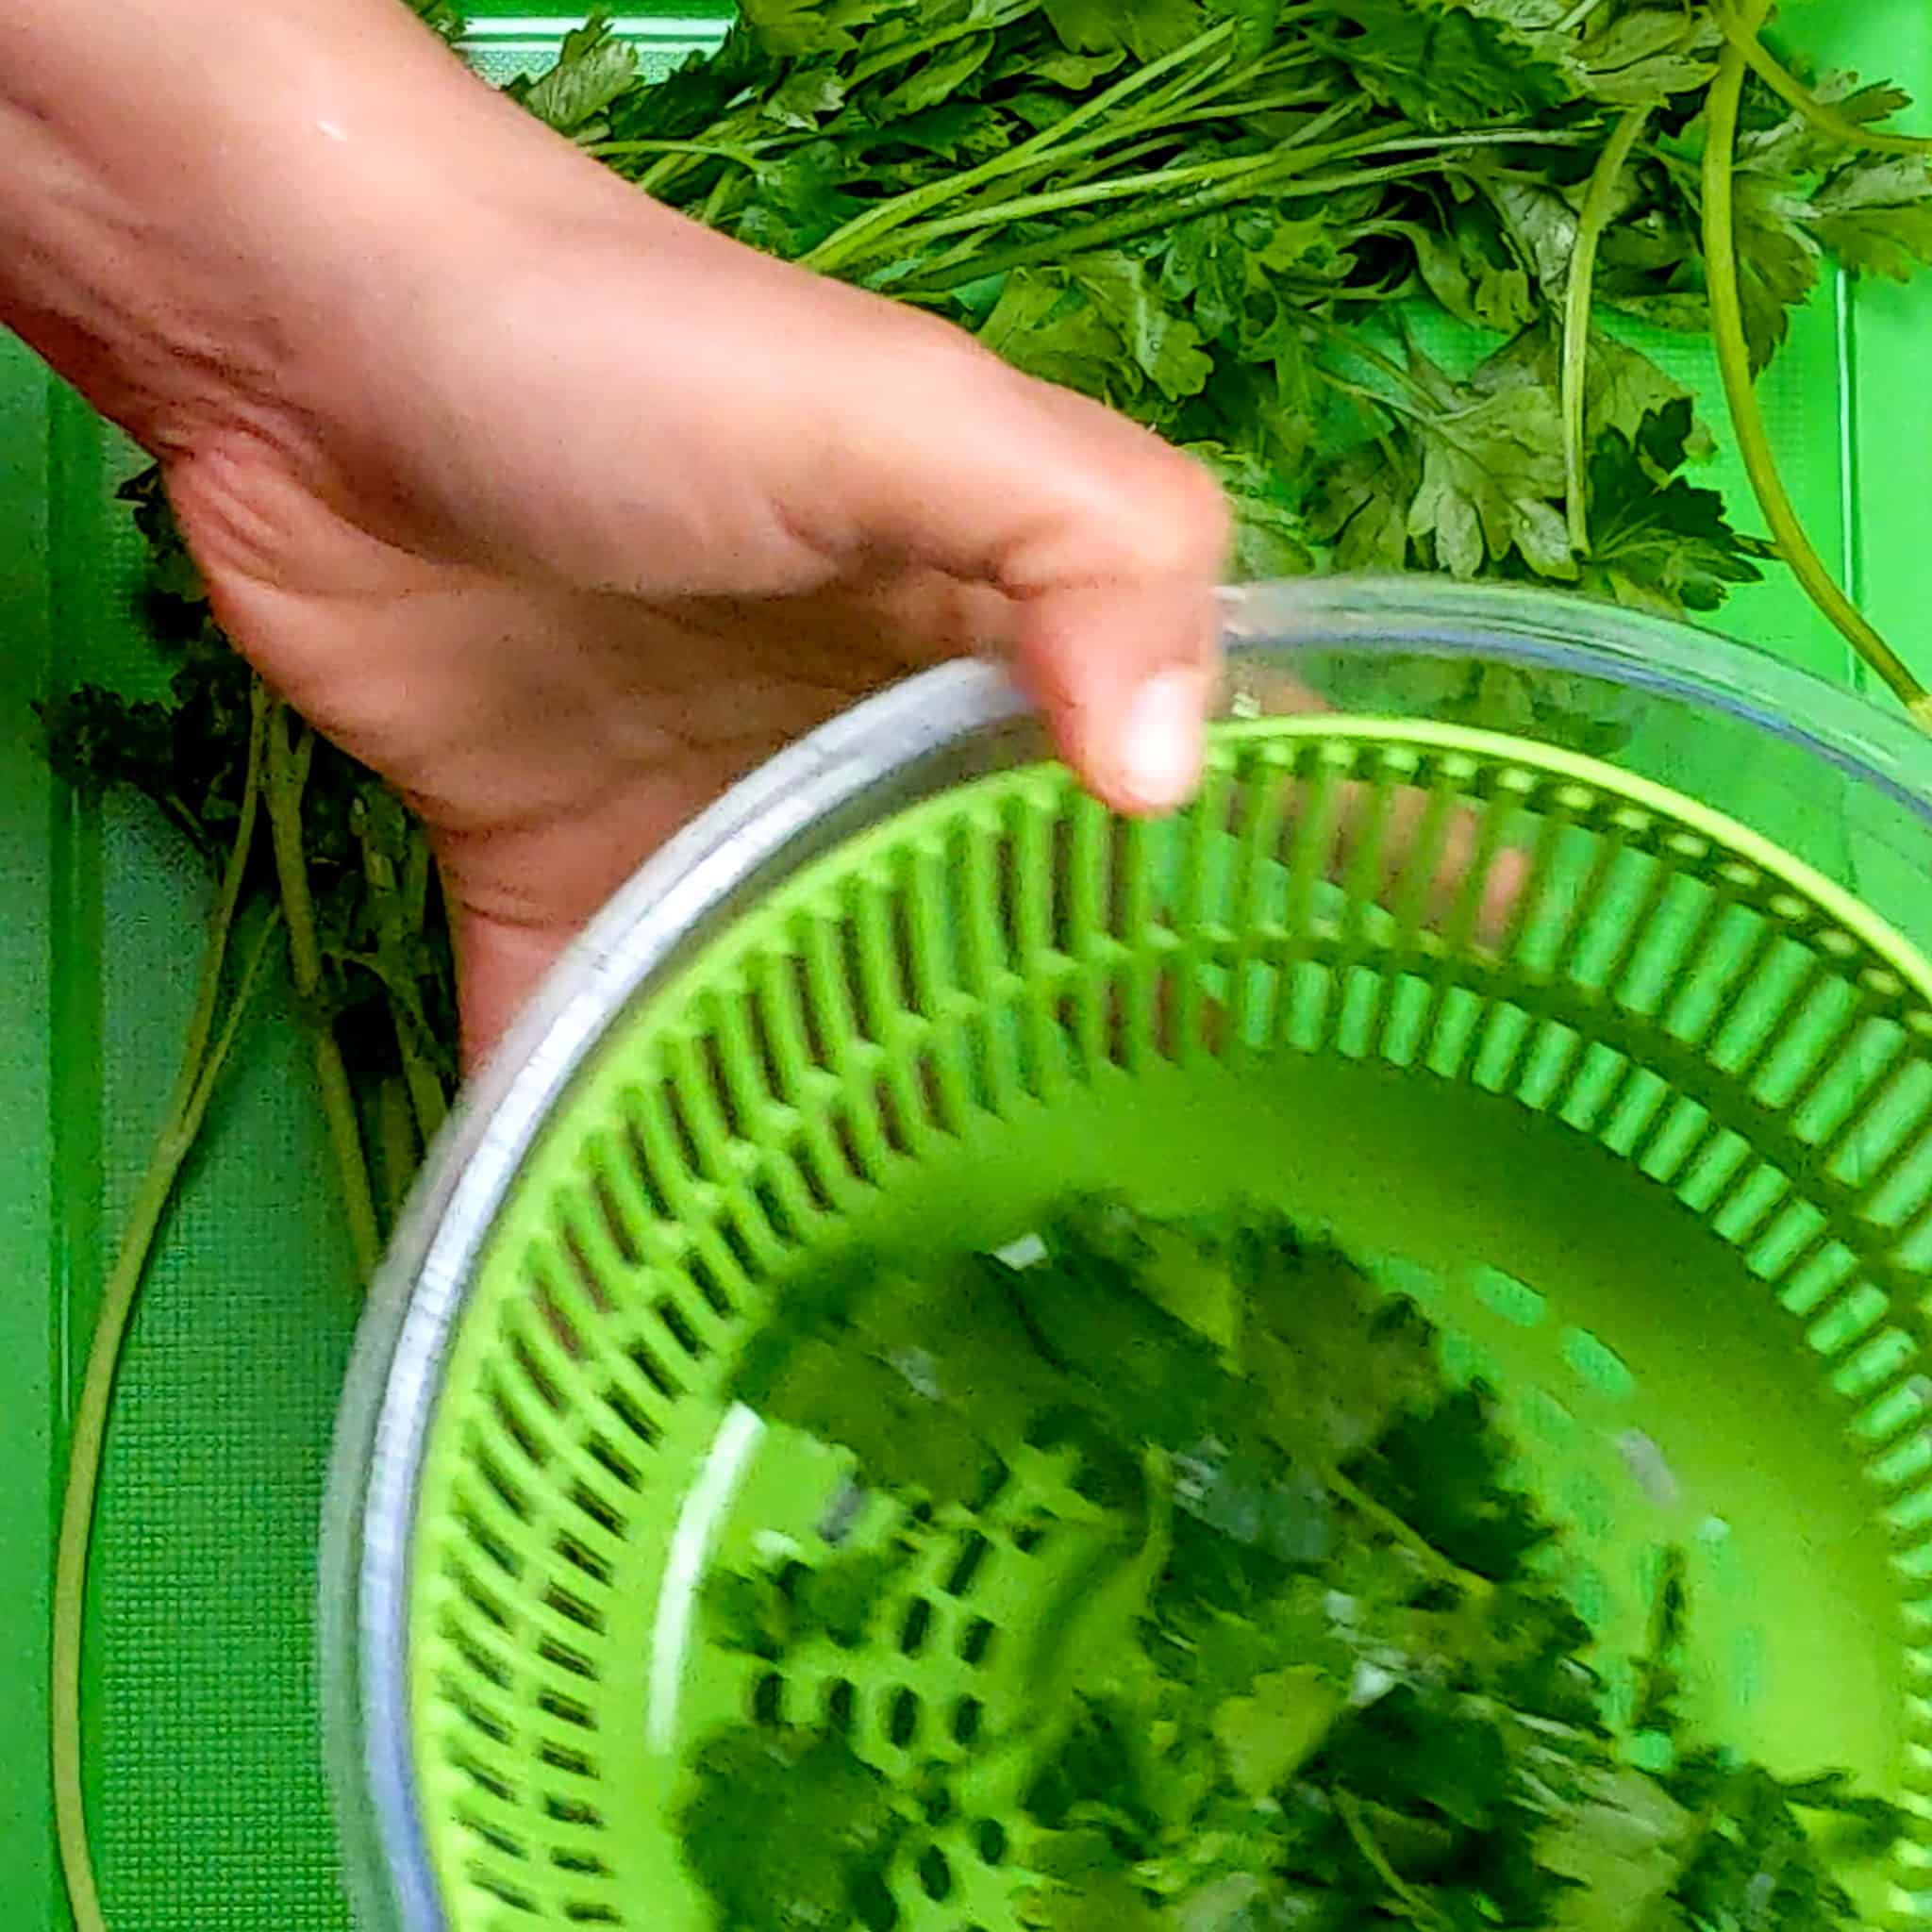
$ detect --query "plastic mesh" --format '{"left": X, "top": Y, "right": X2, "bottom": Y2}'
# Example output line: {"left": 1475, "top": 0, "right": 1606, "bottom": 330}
{"left": 406, "top": 719, "right": 1932, "bottom": 1927}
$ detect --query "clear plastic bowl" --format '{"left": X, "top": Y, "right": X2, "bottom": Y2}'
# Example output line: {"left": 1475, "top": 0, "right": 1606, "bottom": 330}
{"left": 323, "top": 576, "right": 1932, "bottom": 1932}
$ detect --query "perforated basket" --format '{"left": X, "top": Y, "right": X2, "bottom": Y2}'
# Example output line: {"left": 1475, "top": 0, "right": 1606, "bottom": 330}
{"left": 324, "top": 579, "right": 1932, "bottom": 1932}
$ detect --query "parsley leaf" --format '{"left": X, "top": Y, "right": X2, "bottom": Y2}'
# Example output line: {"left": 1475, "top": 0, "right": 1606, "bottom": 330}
{"left": 980, "top": 270, "right": 1141, "bottom": 400}
{"left": 1211, "top": 1665, "right": 1345, "bottom": 1796}
{"left": 1664, "top": 1758, "right": 1886, "bottom": 1930}
{"left": 741, "top": 0, "right": 897, "bottom": 60}
{"left": 1074, "top": 255, "right": 1218, "bottom": 400}
{"left": 1325, "top": 0, "right": 1572, "bottom": 130}
{"left": 1041, "top": 0, "right": 1208, "bottom": 60}
{"left": 1307, "top": 339, "right": 1574, "bottom": 582}
{"left": 678, "top": 1724, "right": 904, "bottom": 1932}
{"left": 1582, "top": 401, "right": 1773, "bottom": 614}
{"left": 510, "top": 19, "right": 638, "bottom": 138}
{"left": 1806, "top": 154, "right": 1932, "bottom": 279}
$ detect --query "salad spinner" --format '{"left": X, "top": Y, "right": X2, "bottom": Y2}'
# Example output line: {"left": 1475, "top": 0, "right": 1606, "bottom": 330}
{"left": 324, "top": 577, "right": 1932, "bottom": 1930}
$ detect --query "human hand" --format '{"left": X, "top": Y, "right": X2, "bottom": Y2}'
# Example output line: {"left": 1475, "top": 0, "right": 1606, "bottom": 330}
{"left": 2, "top": 0, "right": 1228, "bottom": 1060}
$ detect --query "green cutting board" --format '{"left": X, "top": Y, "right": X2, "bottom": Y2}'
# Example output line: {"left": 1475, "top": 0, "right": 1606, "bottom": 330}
{"left": 0, "top": 3, "right": 1925, "bottom": 1927}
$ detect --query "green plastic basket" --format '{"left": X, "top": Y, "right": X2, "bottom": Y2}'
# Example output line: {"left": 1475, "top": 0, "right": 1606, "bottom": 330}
{"left": 326, "top": 580, "right": 1932, "bottom": 1932}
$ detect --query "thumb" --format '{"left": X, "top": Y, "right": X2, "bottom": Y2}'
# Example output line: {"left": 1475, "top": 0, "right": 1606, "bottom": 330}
{"left": 959, "top": 375, "right": 1229, "bottom": 817}
{"left": 1008, "top": 575, "right": 1224, "bottom": 817}
{"left": 798, "top": 306, "right": 1232, "bottom": 816}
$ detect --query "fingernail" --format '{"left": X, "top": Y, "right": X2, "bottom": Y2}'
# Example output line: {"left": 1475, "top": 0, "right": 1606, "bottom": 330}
{"left": 1119, "top": 666, "right": 1209, "bottom": 812}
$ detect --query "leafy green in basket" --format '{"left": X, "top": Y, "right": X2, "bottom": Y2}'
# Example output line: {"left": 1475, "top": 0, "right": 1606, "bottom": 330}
{"left": 681, "top": 1200, "right": 1902, "bottom": 1932}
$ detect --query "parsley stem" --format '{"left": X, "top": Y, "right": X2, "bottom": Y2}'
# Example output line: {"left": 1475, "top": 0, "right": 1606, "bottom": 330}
{"left": 885, "top": 123, "right": 1589, "bottom": 267}
{"left": 699, "top": 168, "right": 737, "bottom": 227}
{"left": 803, "top": 20, "right": 1238, "bottom": 273}
{"left": 357, "top": 824, "right": 451, "bottom": 1148}
{"left": 1711, "top": 1, "right": 1932, "bottom": 157}
{"left": 1143, "top": 81, "right": 1333, "bottom": 131}
{"left": 588, "top": 137, "right": 777, "bottom": 164}
{"left": 395, "top": 1002, "right": 449, "bottom": 1147}
{"left": 930, "top": 85, "right": 1351, "bottom": 240}
{"left": 898, "top": 130, "right": 1182, "bottom": 255}
{"left": 1350, "top": 126, "right": 1591, "bottom": 158}
{"left": 1326, "top": 1463, "right": 1493, "bottom": 1600}
{"left": 53, "top": 683, "right": 275, "bottom": 1932}
{"left": 1337, "top": 1790, "right": 1441, "bottom": 1924}
{"left": 1702, "top": 1, "right": 1932, "bottom": 723}
{"left": 1561, "top": 105, "right": 1650, "bottom": 556}
{"left": 375, "top": 1075, "right": 420, "bottom": 1233}
{"left": 264, "top": 704, "right": 385, "bottom": 1279}
{"left": 889, "top": 148, "right": 1313, "bottom": 247}
{"left": 874, "top": 78, "right": 1341, "bottom": 260}
{"left": 1185, "top": 40, "right": 1322, "bottom": 104}
{"left": 894, "top": 147, "right": 1529, "bottom": 295}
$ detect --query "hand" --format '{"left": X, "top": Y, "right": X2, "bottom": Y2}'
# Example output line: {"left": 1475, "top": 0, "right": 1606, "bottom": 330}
{"left": 3, "top": 2, "right": 1227, "bottom": 1060}
{"left": 172, "top": 204, "right": 1229, "bottom": 1058}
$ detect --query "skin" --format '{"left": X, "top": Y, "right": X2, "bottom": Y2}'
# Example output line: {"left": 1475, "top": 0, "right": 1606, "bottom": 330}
{"left": 0, "top": 0, "right": 1228, "bottom": 1059}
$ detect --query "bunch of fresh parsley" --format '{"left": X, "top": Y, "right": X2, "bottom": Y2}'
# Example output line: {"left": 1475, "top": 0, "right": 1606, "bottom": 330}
{"left": 542, "top": 0, "right": 1932, "bottom": 710}
{"left": 682, "top": 1200, "right": 1902, "bottom": 1932}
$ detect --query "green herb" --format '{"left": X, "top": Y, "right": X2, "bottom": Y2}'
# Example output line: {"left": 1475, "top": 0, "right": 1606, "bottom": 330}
{"left": 682, "top": 1724, "right": 905, "bottom": 1932}
{"left": 40, "top": 477, "right": 459, "bottom": 1257}
{"left": 508, "top": 17, "right": 641, "bottom": 141}
{"left": 585, "top": 0, "right": 1932, "bottom": 707}
{"left": 681, "top": 1200, "right": 1902, "bottom": 1932}
{"left": 1699, "top": 0, "right": 1932, "bottom": 721}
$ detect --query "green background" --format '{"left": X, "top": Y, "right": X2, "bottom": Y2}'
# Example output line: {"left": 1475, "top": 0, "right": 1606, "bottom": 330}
{"left": 1, "top": 3, "right": 1929, "bottom": 1928}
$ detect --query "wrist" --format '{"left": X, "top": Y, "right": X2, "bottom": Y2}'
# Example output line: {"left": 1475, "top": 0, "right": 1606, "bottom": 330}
{"left": 0, "top": 0, "right": 578, "bottom": 453}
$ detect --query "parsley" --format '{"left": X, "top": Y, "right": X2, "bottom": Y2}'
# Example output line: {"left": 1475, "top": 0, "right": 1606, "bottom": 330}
{"left": 40, "top": 474, "right": 457, "bottom": 1267}
{"left": 508, "top": 19, "right": 641, "bottom": 142}
{"left": 679, "top": 1724, "right": 905, "bottom": 1932}
{"left": 679, "top": 1201, "right": 1902, "bottom": 1932}
{"left": 589, "top": 0, "right": 1932, "bottom": 703}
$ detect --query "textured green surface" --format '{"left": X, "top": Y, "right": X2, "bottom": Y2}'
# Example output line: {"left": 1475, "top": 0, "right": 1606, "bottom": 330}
{"left": 0, "top": 334, "right": 60, "bottom": 1932}
{"left": 408, "top": 723, "right": 1932, "bottom": 1928}
{"left": 4, "top": 4, "right": 1932, "bottom": 1930}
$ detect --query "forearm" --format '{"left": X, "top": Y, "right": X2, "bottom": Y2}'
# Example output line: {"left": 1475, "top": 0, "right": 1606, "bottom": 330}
{"left": 0, "top": 0, "right": 586, "bottom": 453}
